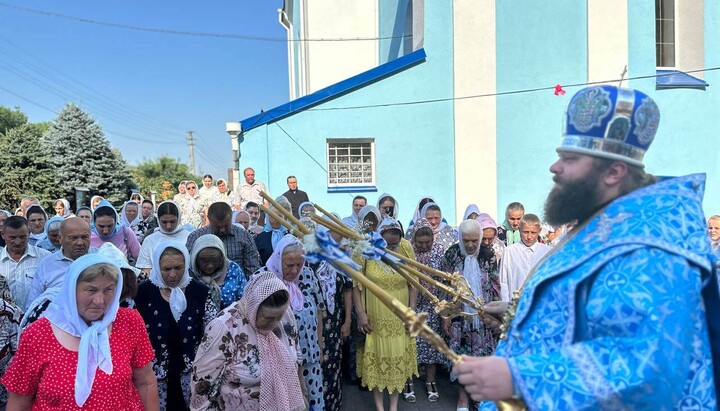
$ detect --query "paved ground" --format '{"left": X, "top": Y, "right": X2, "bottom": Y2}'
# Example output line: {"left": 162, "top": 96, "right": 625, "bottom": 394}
{"left": 341, "top": 372, "right": 464, "bottom": 411}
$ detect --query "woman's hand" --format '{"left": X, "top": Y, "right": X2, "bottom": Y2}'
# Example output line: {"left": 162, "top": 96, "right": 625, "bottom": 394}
{"left": 341, "top": 320, "right": 351, "bottom": 339}
{"left": 480, "top": 301, "right": 508, "bottom": 330}
{"left": 357, "top": 312, "right": 372, "bottom": 334}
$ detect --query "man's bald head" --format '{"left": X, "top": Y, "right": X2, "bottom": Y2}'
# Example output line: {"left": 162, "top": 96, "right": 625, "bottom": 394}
{"left": 60, "top": 217, "right": 91, "bottom": 260}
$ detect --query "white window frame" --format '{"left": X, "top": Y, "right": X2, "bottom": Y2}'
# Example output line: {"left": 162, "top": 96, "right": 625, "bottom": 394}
{"left": 326, "top": 138, "right": 376, "bottom": 188}
{"left": 656, "top": 0, "right": 677, "bottom": 69}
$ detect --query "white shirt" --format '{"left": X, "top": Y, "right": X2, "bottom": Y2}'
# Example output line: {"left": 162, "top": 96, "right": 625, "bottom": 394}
{"left": 0, "top": 244, "right": 50, "bottom": 309}
{"left": 136, "top": 229, "right": 191, "bottom": 269}
{"left": 233, "top": 180, "right": 268, "bottom": 209}
{"left": 499, "top": 240, "right": 551, "bottom": 302}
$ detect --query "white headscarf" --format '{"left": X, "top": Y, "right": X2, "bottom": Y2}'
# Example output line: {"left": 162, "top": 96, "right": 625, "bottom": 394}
{"left": 420, "top": 202, "right": 448, "bottom": 234}
{"left": 265, "top": 235, "right": 305, "bottom": 311}
{"left": 26, "top": 205, "right": 48, "bottom": 244}
{"left": 357, "top": 205, "right": 382, "bottom": 232}
{"left": 55, "top": 198, "right": 72, "bottom": 218}
{"left": 376, "top": 193, "right": 399, "bottom": 219}
{"left": 42, "top": 254, "right": 123, "bottom": 407}
{"left": 150, "top": 241, "right": 191, "bottom": 321}
{"left": 120, "top": 201, "right": 141, "bottom": 229}
{"left": 157, "top": 201, "right": 184, "bottom": 235}
{"left": 463, "top": 204, "right": 481, "bottom": 221}
{"left": 411, "top": 196, "right": 435, "bottom": 226}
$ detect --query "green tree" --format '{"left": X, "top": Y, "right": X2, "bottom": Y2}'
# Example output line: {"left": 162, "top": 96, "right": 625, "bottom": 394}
{"left": 130, "top": 156, "right": 198, "bottom": 200}
{"left": 43, "top": 104, "right": 135, "bottom": 206}
{"left": 0, "top": 106, "right": 28, "bottom": 135}
{"left": 0, "top": 123, "right": 61, "bottom": 210}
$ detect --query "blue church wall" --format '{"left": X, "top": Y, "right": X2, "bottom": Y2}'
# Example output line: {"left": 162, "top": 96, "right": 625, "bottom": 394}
{"left": 495, "top": 1, "right": 589, "bottom": 218}
{"left": 239, "top": 1, "right": 457, "bottom": 226}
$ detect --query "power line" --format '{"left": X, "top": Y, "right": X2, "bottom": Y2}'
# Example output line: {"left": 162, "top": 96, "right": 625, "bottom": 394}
{"left": 0, "top": 2, "right": 410, "bottom": 42}
{"left": 0, "top": 35, "right": 189, "bottom": 135}
{"left": 307, "top": 67, "right": 718, "bottom": 111}
{"left": 0, "top": 62, "right": 183, "bottom": 143}
{"left": 0, "top": 84, "right": 177, "bottom": 145}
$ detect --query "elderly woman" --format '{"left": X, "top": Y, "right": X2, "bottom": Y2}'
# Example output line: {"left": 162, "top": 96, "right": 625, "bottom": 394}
{"left": 36, "top": 216, "right": 63, "bottom": 252}
{"left": 178, "top": 181, "right": 204, "bottom": 229}
{"left": 53, "top": 198, "right": 75, "bottom": 219}
{"left": 191, "top": 272, "right": 306, "bottom": 411}
{"left": 138, "top": 200, "right": 158, "bottom": 241}
{"left": 135, "top": 242, "right": 218, "bottom": 410}
{"left": 409, "top": 218, "right": 449, "bottom": 403}
{"left": 120, "top": 201, "right": 142, "bottom": 242}
{"left": 136, "top": 201, "right": 190, "bottom": 276}
{"left": 257, "top": 234, "right": 325, "bottom": 410}
{"left": 353, "top": 218, "right": 418, "bottom": 411}
{"left": 212, "top": 179, "right": 231, "bottom": 204}
{"left": 190, "top": 234, "right": 247, "bottom": 310}
{"left": 254, "top": 196, "right": 291, "bottom": 265}
{"left": 2, "top": 254, "right": 159, "bottom": 409}
{"left": 442, "top": 216, "right": 503, "bottom": 411}
{"left": 174, "top": 181, "right": 188, "bottom": 203}
{"left": 91, "top": 200, "right": 140, "bottom": 265}
{"left": 232, "top": 210, "right": 250, "bottom": 231}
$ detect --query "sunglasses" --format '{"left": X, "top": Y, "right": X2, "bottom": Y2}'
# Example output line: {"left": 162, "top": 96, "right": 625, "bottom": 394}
{"left": 187, "top": 186, "right": 197, "bottom": 190}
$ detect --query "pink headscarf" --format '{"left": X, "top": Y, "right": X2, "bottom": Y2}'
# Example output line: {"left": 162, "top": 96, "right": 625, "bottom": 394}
{"left": 241, "top": 272, "right": 305, "bottom": 411}
{"left": 265, "top": 234, "right": 305, "bottom": 311}
{"left": 476, "top": 213, "right": 498, "bottom": 234}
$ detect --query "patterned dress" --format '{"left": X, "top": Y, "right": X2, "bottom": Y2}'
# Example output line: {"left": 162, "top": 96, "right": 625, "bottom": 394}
{"left": 412, "top": 238, "right": 449, "bottom": 366}
{"left": 135, "top": 280, "right": 218, "bottom": 410}
{"left": 316, "top": 262, "right": 352, "bottom": 411}
{"left": 433, "top": 224, "right": 459, "bottom": 255}
{"left": 190, "top": 302, "right": 301, "bottom": 410}
{"left": 354, "top": 247, "right": 419, "bottom": 392}
{"left": 258, "top": 265, "right": 325, "bottom": 410}
{"left": 442, "top": 243, "right": 501, "bottom": 366}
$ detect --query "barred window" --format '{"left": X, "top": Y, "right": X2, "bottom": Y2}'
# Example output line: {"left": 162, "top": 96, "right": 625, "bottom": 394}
{"left": 326, "top": 139, "right": 375, "bottom": 187}
{"left": 656, "top": 0, "right": 675, "bottom": 67}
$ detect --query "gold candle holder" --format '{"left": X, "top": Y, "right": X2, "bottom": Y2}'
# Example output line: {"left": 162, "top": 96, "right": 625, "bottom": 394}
{"left": 260, "top": 194, "right": 526, "bottom": 410}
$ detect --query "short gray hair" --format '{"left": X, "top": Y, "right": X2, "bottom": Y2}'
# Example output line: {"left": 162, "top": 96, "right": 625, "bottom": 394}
{"left": 459, "top": 219, "right": 481, "bottom": 236}
{"left": 506, "top": 202, "right": 525, "bottom": 216}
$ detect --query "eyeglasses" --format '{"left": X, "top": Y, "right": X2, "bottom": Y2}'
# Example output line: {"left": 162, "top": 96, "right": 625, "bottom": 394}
{"left": 187, "top": 186, "right": 197, "bottom": 190}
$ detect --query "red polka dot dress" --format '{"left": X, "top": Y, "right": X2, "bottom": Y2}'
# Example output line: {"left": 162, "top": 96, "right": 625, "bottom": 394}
{"left": 1, "top": 308, "right": 155, "bottom": 410}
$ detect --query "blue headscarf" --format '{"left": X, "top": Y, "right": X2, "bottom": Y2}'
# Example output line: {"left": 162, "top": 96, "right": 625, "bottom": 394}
{"left": 91, "top": 200, "right": 121, "bottom": 240}
{"left": 263, "top": 210, "right": 289, "bottom": 248}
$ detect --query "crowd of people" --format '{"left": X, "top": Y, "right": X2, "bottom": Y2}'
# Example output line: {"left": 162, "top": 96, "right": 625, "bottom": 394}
{"left": 0, "top": 166, "right": 584, "bottom": 411}
{"left": 0, "top": 85, "right": 718, "bottom": 410}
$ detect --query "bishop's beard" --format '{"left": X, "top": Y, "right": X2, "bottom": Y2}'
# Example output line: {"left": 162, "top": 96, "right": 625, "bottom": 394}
{"left": 543, "top": 169, "right": 603, "bottom": 227}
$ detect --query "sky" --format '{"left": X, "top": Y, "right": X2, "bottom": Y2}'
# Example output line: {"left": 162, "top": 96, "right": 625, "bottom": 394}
{"left": 0, "top": 0, "right": 290, "bottom": 180}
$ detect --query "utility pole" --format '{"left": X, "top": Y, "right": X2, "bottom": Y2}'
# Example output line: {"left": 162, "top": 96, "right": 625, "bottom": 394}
{"left": 186, "top": 131, "right": 196, "bottom": 175}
